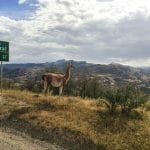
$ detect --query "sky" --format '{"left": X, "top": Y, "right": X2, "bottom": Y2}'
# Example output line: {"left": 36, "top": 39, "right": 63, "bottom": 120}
{"left": 0, "top": 0, "right": 150, "bottom": 66}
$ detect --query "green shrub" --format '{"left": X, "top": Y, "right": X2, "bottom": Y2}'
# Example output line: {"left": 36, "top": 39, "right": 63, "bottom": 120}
{"left": 144, "top": 100, "right": 150, "bottom": 111}
{"left": 103, "top": 87, "right": 119, "bottom": 113}
{"left": 117, "top": 85, "right": 147, "bottom": 114}
{"left": 103, "top": 84, "right": 148, "bottom": 114}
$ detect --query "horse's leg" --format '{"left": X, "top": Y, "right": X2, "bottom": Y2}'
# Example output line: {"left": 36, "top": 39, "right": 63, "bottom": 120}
{"left": 59, "top": 86, "right": 63, "bottom": 96}
{"left": 44, "top": 81, "right": 49, "bottom": 96}
{"left": 43, "top": 81, "right": 47, "bottom": 95}
{"left": 48, "top": 84, "right": 52, "bottom": 95}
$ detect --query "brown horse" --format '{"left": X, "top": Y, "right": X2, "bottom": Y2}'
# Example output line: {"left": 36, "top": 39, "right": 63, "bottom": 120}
{"left": 42, "top": 64, "right": 73, "bottom": 96}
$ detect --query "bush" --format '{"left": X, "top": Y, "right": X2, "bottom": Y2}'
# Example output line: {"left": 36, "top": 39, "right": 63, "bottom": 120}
{"left": 118, "top": 85, "right": 147, "bottom": 114}
{"left": 143, "top": 98, "right": 150, "bottom": 111}
{"left": 103, "top": 87, "right": 119, "bottom": 113}
{"left": 103, "top": 84, "right": 148, "bottom": 114}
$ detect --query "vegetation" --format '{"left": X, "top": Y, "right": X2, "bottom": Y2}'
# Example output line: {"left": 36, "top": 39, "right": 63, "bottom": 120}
{"left": 0, "top": 61, "right": 149, "bottom": 150}
{"left": 1, "top": 75, "right": 149, "bottom": 115}
{"left": 0, "top": 90, "right": 149, "bottom": 150}
{"left": 144, "top": 100, "right": 150, "bottom": 111}
{"left": 103, "top": 85, "right": 148, "bottom": 114}
{"left": 3, "top": 60, "right": 150, "bottom": 95}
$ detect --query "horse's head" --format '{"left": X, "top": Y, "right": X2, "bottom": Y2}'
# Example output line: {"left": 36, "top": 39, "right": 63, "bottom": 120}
{"left": 68, "top": 61, "right": 74, "bottom": 70}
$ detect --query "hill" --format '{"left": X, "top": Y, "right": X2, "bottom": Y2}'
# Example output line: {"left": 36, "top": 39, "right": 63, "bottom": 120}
{"left": 3, "top": 60, "right": 150, "bottom": 94}
{"left": 0, "top": 90, "right": 150, "bottom": 150}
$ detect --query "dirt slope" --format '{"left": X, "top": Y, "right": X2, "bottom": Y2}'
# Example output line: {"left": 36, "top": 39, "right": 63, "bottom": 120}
{"left": 0, "top": 90, "right": 150, "bottom": 150}
{"left": 0, "top": 96, "right": 64, "bottom": 150}
{"left": 0, "top": 128, "right": 62, "bottom": 150}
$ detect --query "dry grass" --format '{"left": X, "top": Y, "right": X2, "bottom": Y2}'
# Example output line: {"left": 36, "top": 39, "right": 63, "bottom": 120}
{"left": 0, "top": 89, "right": 150, "bottom": 150}
{"left": 145, "top": 100, "right": 150, "bottom": 111}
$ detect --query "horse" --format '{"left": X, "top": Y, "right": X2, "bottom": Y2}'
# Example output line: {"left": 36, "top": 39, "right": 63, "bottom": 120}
{"left": 42, "top": 64, "right": 73, "bottom": 96}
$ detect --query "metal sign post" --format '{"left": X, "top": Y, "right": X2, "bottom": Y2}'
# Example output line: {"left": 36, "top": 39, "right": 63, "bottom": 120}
{"left": 1, "top": 61, "right": 2, "bottom": 94}
{"left": 0, "top": 41, "right": 9, "bottom": 94}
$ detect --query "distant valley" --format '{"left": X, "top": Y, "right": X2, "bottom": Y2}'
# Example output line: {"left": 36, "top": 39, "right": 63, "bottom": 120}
{"left": 2, "top": 59, "right": 150, "bottom": 94}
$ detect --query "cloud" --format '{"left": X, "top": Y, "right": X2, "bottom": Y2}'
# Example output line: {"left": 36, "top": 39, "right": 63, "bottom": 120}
{"left": 18, "top": 0, "right": 27, "bottom": 5}
{"left": 97, "top": 0, "right": 114, "bottom": 2}
{"left": 0, "top": 0, "right": 150, "bottom": 66}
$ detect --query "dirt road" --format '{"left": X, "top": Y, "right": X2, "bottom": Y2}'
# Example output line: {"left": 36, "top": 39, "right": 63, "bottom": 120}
{"left": 0, "top": 96, "right": 63, "bottom": 150}
{"left": 0, "top": 128, "right": 62, "bottom": 150}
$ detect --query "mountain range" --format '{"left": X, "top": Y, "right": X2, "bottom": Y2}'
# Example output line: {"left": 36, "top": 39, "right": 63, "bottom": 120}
{"left": 2, "top": 59, "right": 150, "bottom": 93}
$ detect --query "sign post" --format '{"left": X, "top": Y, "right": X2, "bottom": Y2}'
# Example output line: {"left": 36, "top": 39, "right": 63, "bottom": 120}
{"left": 0, "top": 41, "right": 9, "bottom": 94}
{"left": 1, "top": 61, "right": 2, "bottom": 94}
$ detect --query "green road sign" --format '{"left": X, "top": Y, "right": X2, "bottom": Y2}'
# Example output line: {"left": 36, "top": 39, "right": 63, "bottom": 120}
{"left": 0, "top": 41, "right": 9, "bottom": 61}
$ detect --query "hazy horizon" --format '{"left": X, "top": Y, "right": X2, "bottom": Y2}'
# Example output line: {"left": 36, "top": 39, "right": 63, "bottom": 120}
{"left": 3, "top": 59, "right": 150, "bottom": 68}
{"left": 0, "top": 0, "right": 150, "bottom": 67}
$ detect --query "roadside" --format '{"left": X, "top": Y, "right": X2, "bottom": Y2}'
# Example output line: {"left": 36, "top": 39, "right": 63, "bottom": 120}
{"left": 0, "top": 127, "right": 61, "bottom": 150}
{"left": 0, "top": 95, "right": 64, "bottom": 150}
{"left": 0, "top": 90, "right": 149, "bottom": 150}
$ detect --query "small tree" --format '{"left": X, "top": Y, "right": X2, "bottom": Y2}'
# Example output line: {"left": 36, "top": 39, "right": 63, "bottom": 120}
{"left": 103, "top": 87, "right": 119, "bottom": 113}
{"left": 117, "top": 85, "right": 147, "bottom": 114}
{"left": 64, "top": 79, "right": 77, "bottom": 96}
{"left": 102, "top": 84, "right": 147, "bottom": 114}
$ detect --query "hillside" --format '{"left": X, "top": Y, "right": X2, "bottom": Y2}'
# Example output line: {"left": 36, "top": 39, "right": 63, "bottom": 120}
{"left": 4, "top": 60, "right": 149, "bottom": 78}
{"left": 0, "top": 90, "right": 150, "bottom": 150}
{"left": 3, "top": 60, "right": 150, "bottom": 94}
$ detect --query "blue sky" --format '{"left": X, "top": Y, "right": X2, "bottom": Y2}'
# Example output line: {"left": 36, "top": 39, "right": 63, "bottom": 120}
{"left": 0, "top": 0, "right": 34, "bottom": 19}
{"left": 0, "top": 0, "right": 150, "bottom": 66}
